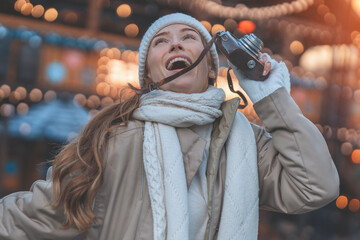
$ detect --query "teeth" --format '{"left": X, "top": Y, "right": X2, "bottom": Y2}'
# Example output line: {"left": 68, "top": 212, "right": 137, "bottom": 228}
{"left": 167, "top": 57, "right": 191, "bottom": 70}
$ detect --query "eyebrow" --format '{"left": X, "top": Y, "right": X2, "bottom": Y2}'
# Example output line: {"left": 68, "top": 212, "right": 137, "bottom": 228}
{"left": 152, "top": 27, "right": 200, "bottom": 39}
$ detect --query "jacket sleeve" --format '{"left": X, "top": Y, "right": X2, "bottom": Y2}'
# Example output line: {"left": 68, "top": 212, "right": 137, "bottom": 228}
{"left": 0, "top": 174, "right": 80, "bottom": 239}
{"left": 252, "top": 87, "right": 340, "bottom": 214}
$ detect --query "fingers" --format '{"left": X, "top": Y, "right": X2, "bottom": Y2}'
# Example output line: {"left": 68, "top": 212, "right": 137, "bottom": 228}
{"left": 263, "top": 61, "right": 271, "bottom": 76}
{"left": 260, "top": 55, "right": 271, "bottom": 76}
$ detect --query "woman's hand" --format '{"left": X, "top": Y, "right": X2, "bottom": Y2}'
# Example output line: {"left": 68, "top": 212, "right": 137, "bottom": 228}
{"left": 259, "top": 53, "right": 272, "bottom": 76}
{"left": 229, "top": 53, "right": 291, "bottom": 104}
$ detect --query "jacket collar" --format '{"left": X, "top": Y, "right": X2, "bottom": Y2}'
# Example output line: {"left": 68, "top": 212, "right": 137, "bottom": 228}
{"left": 176, "top": 98, "right": 240, "bottom": 188}
{"left": 176, "top": 127, "right": 207, "bottom": 188}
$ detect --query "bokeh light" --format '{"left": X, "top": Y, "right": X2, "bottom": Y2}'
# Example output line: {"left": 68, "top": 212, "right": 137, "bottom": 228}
{"left": 1, "top": 84, "right": 11, "bottom": 98}
{"left": 21, "top": 3, "right": 33, "bottom": 16}
{"left": 87, "top": 95, "right": 101, "bottom": 109}
{"left": 237, "top": 20, "right": 256, "bottom": 34}
{"left": 340, "top": 142, "right": 353, "bottom": 156}
{"left": 0, "top": 104, "right": 15, "bottom": 117}
{"left": 116, "top": 4, "right": 131, "bottom": 18}
{"left": 16, "top": 103, "right": 29, "bottom": 115}
{"left": 44, "top": 90, "right": 57, "bottom": 102}
{"left": 336, "top": 195, "right": 348, "bottom": 209}
{"left": 15, "top": 86, "right": 27, "bottom": 100}
{"left": 290, "top": 40, "right": 304, "bottom": 55}
{"left": 14, "top": 0, "right": 26, "bottom": 12}
{"left": 224, "top": 18, "right": 237, "bottom": 32}
{"left": 324, "top": 12, "right": 336, "bottom": 25}
{"left": 46, "top": 62, "right": 66, "bottom": 84}
{"left": 73, "top": 93, "right": 86, "bottom": 106}
{"left": 349, "top": 199, "right": 360, "bottom": 212}
{"left": 44, "top": 8, "right": 58, "bottom": 22}
{"left": 351, "top": 149, "right": 360, "bottom": 164}
{"left": 101, "top": 97, "right": 114, "bottom": 107}
{"left": 29, "top": 88, "right": 43, "bottom": 102}
{"left": 19, "top": 122, "right": 31, "bottom": 136}
{"left": 211, "top": 24, "right": 225, "bottom": 36}
{"left": 9, "top": 91, "right": 21, "bottom": 104}
{"left": 351, "top": 0, "right": 360, "bottom": 17}
{"left": 32, "top": 5, "right": 44, "bottom": 18}
{"left": 124, "top": 24, "right": 139, "bottom": 38}
{"left": 201, "top": 20, "right": 211, "bottom": 32}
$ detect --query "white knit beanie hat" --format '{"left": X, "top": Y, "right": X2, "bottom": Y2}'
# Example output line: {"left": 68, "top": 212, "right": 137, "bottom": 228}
{"left": 138, "top": 13, "right": 219, "bottom": 88}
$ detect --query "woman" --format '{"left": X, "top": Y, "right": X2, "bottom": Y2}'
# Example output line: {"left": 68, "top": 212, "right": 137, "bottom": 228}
{"left": 0, "top": 13, "right": 339, "bottom": 240}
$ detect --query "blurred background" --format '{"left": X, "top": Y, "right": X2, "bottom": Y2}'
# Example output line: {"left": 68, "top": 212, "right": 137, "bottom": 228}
{"left": 0, "top": 0, "right": 359, "bottom": 239}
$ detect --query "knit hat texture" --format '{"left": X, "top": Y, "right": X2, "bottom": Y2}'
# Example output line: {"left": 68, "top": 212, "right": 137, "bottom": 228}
{"left": 138, "top": 13, "right": 219, "bottom": 88}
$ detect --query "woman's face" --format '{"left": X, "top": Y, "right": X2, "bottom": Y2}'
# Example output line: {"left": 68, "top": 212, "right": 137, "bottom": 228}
{"left": 146, "top": 24, "right": 212, "bottom": 93}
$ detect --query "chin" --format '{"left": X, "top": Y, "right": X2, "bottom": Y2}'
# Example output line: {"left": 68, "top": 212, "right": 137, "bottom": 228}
{"left": 165, "top": 76, "right": 202, "bottom": 93}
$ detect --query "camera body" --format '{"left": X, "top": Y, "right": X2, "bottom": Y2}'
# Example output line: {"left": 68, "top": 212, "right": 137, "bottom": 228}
{"left": 215, "top": 31, "right": 268, "bottom": 81}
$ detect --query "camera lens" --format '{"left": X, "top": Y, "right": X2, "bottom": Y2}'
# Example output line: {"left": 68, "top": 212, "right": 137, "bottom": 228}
{"left": 239, "top": 34, "right": 263, "bottom": 58}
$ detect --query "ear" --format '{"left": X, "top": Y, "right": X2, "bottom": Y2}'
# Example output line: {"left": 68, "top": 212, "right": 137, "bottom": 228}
{"left": 208, "top": 70, "right": 216, "bottom": 79}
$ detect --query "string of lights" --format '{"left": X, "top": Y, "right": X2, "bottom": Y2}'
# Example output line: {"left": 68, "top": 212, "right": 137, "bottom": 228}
{"left": 156, "top": 0, "right": 315, "bottom": 20}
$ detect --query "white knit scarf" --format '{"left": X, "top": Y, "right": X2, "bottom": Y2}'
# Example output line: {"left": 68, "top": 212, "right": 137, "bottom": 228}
{"left": 132, "top": 86, "right": 259, "bottom": 240}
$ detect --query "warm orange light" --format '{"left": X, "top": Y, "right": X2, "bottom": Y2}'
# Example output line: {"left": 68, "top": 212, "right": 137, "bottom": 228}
{"left": 237, "top": 20, "right": 256, "bottom": 34}
{"left": 349, "top": 199, "right": 360, "bottom": 212}
{"left": 124, "top": 24, "right": 139, "bottom": 38}
{"left": 44, "top": 8, "right": 58, "bottom": 22}
{"left": 14, "top": 0, "right": 26, "bottom": 12}
{"left": 96, "top": 82, "right": 108, "bottom": 96}
{"left": 116, "top": 4, "right": 131, "bottom": 18}
{"left": 29, "top": 88, "right": 43, "bottom": 102}
{"left": 290, "top": 40, "right": 304, "bottom": 55}
{"left": 15, "top": 86, "right": 27, "bottom": 100}
{"left": 201, "top": 20, "right": 211, "bottom": 32}
{"left": 336, "top": 195, "right": 348, "bottom": 209}
{"left": 21, "top": 3, "right": 33, "bottom": 16}
{"left": 351, "top": 149, "right": 360, "bottom": 163}
{"left": 111, "top": 48, "right": 121, "bottom": 59}
{"left": 1, "top": 84, "right": 11, "bottom": 98}
{"left": 32, "top": 5, "right": 44, "bottom": 18}
{"left": 351, "top": 0, "right": 360, "bottom": 17}
{"left": 211, "top": 24, "right": 225, "bottom": 36}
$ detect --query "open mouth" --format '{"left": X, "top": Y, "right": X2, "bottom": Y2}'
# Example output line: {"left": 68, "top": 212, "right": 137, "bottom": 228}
{"left": 166, "top": 57, "right": 192, "bottom": 71}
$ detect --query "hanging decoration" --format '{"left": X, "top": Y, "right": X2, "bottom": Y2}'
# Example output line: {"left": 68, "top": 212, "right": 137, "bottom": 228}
{"left": 156, "top": 0, "right": 315, "bottom": 20}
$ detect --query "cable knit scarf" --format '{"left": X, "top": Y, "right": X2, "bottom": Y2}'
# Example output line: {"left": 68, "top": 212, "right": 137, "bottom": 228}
{"left": 132, "top": 86, "right": 259, "bottom": 240}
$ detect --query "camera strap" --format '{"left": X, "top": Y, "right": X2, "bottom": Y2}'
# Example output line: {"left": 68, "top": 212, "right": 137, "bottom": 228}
{"left": 226, "top": 67, "right": 248, "bottom": 109}
{"left": 131, "top": 33, "right": 248, "bottom": 108}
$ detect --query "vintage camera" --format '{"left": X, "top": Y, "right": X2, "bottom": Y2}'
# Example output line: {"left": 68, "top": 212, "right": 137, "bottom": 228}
{"left": 215, "top": 31, "right": 268, "bottom": 81}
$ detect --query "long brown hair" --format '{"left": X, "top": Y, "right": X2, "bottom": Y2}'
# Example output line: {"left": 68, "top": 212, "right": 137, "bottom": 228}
{"left": 51, "top": 85, "right": 142, "bottom": 232}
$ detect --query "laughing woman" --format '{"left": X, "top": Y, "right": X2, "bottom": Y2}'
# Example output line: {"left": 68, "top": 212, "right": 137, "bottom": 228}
{"left": 0, "top": 13, "right": 339, "bottom": 240}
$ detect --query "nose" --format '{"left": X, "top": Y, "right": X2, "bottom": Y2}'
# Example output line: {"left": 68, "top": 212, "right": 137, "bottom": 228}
{"left": 169, "top": 38, "right": 184, "bottom": 52}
